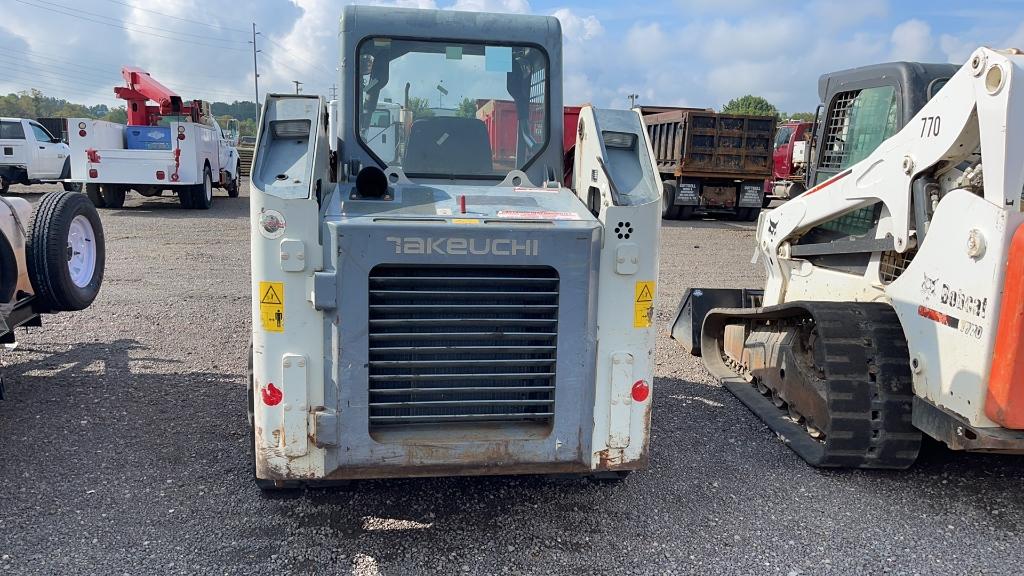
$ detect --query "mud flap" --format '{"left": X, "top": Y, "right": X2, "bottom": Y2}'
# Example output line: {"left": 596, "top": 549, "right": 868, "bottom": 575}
{"left": 668, "top": 288, "right": 762, "bottom": 355}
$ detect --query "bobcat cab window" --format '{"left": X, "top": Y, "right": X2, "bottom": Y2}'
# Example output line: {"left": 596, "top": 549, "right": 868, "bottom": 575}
{"left": 817, "top": 85, "right": 899, "bottom": 185}
{"left": 357, "top": 37, "right": 549, "bottom": 179}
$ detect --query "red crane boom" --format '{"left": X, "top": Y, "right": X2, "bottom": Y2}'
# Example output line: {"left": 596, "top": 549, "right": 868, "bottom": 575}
{"left": 114, "top": 66, "right": 204, "bottom": 126}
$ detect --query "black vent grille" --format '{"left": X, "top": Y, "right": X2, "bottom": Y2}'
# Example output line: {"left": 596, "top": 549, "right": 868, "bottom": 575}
{"left": 367, "top": 265, "right": 559, "bottom": 429}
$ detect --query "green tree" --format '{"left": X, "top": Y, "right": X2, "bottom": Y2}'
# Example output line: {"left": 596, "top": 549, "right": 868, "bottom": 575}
{"left": 455, "top": 97, "right": 477, "bottom": 118}
{"left": 406, "top": 96, "right": 435, "bottom": 120}
{"left": 721, "top": 95, "right": 779, "bottom": 119}
{"left": 104, "top": 107, "right": 128, "bottom": 123}
{"left": 786, "top": 111, "right": 817, "bottom": 122}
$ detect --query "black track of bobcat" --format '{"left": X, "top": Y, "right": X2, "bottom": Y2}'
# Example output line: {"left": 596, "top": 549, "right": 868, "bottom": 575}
{"left": 703, "top": 301, "right": 922, "bottom": 469}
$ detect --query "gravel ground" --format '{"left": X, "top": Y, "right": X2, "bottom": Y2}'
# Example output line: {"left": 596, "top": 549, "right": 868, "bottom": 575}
{"left": 0, "top": 184, "right": 1022, "bottom": 576}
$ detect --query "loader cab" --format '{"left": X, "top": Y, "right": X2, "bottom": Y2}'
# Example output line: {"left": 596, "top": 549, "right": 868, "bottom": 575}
{"left": 338, "top": 6, "right": 564, "bottom": 187}
{"left": 807, "top": 62, "right": 959, "bottom": 188}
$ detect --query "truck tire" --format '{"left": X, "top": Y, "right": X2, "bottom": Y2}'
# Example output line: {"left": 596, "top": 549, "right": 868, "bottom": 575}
{"left": 227, "top": 164, "right": 240, "bottom": 198}
{"left": 178, "top": 187, "right": 194, "bottom": 209}
{"left": 62, "top": 182, "right": 83, "bottom": 193}
{"left": 84, "top": 184, "right": 106, "bottom": 208}
{"left": 26, "top": 191, "right": 105, "bottom": 312}
{"left": 0, "top": 175, "right": 9, "bottom": 195}
{"left": 191, "top": 166, "right": 213, "bottom": 210}
{"left": 101, "top": 185, "right": 126, "bottom": 209}
{"left": 762, "top": 195, "right": 773, "bottom": 209}
{"left": 661, "top": 181, "right": 681, "bottom": 220}
{"left": 678, "top": 205, "right": 694, "bottom": 220}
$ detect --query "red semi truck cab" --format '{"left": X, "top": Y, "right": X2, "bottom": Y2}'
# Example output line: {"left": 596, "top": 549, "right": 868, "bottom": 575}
{"left": 768, "top": 120, "right": 813, "bottom": 200}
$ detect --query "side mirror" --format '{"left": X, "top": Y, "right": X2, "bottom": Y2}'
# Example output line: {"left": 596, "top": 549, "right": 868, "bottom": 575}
{"left": 51, "top": 137, "right": 62, "bottom": 144}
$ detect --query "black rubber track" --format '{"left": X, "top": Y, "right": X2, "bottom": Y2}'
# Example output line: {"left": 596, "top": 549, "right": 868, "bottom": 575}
{"left": 26, "top": 191, "right": 105, "bottom": 312}
{"left": 703, "top": 301, "right": 922, "bottom": 469}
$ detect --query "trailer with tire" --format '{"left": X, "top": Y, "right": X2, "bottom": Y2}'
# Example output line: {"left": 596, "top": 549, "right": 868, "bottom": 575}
{"left": 648, "top": 109, "right": 774, "bottom": 221}
{"left": 0, "top": 191, "right": 104, "bottom": 394}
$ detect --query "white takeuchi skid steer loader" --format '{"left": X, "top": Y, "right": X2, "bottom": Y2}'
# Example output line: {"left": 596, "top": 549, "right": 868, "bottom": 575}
{"left": 247, "top": 6, "right": 661, "bottom": 488}
{"left": 672, "top": 47, "right": 1024, "bottom": 468}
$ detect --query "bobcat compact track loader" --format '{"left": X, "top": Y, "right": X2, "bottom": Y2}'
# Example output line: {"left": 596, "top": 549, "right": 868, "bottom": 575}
{"left": 672, "top": 47, "right": 1024, "bottom": 468}
{"left": 247, "top": 6, "right": 661, "bottom": 488}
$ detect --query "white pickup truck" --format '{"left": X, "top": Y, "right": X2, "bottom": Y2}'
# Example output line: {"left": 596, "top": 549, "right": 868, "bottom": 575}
{"left": 0, "top": 117, "right": 78, "bottom": 194}
{"left": 68, "top": 115, "right": 240, "bottom": 210}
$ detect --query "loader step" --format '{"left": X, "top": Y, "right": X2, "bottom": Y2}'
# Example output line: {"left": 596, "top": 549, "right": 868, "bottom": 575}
{"left": 703, "top": 301, "right": 922, "bottom": 469}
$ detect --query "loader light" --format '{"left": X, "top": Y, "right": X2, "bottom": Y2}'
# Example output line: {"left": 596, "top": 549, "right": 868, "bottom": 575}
{"left": 88, "top": 169, "right": 97, "bottom": 178}
{"left": 631, "top": 380, "right": 650, "bottom": 402}
{"left": 78, "top": 130, "right": 87, "bottom": 137}
{"left": 271, "top": 119, "right": 311, "bottom": 139}
{"left": 77, "top": 122, "right": 86, "bottom": 130}
{"left": 177, "top": 133, "right": 186, "bottom": 141}
{"left": 602, "top": 131, "right": 637, "bottom": 150}
{"left": 156, "top": 170, "right": 165, "bottom": 180}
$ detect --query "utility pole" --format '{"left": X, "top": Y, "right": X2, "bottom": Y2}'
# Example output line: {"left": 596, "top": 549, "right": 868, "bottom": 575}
{"left": 250, "top": 23, "right": 261, "bottom": 116}
{"left": 329, "top": 84, "right": 337, "bottom": 100}
{"left": 627, "top": 93, "right": 639, "bottom": 109}
{"left": 292, "top": 80, "right": 303, "bottom": 94}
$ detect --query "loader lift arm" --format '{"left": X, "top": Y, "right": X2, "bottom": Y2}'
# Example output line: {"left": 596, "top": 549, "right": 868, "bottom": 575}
{"left": 760, "top": 47, "right": 1023, "bottom": 305}
{"left": 679, "top": 47, "right": 1024, "bottom": 469}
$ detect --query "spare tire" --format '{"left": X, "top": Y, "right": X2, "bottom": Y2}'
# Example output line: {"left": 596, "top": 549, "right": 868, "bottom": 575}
{"left": 26, "top": 191, "right": 105, "bottom": 312}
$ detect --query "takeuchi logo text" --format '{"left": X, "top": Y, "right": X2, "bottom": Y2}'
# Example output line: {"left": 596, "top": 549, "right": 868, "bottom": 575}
{"left": 385, "top": 237, "right": 539, "bottom": 256}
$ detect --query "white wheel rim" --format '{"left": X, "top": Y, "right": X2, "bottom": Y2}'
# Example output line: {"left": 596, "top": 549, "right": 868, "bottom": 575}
{"left": 205, "top": 173, "right": 213, "bottom": 203}
{"left": 67, "top": 214, "right": 97, "bottom": 288}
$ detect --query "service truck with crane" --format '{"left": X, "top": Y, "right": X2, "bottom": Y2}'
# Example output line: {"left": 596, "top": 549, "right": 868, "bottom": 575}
{"left": 671, "top": 50, "right": 1024, "bottom": 468}
{"left": 68, "top": 67, "right": 240, "bottom": 210}
{"left": 248, "top": 5, "right": 661, "bottom": 488}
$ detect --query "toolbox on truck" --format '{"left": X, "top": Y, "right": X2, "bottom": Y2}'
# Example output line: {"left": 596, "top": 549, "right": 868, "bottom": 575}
{"left": 125, "top": 126, "right": 172, "bottom": 150}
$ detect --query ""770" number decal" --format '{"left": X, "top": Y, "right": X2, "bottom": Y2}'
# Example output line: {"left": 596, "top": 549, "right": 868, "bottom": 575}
{"left": 920, "top": 116, "right": 941, "bottom": 138}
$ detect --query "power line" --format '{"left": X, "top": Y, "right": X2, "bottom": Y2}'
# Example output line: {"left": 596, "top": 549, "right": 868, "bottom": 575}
{"left": 26, "top": 0, "right": 249, "bottom": 47}
{"left": 100, "top": 0, "right": 250, "bottom": 34}
{"left": 263, "top": 36, "right": 333, "bottom": 76}
{"left": 12, "top": 0, "right": 250, "bottom": 52}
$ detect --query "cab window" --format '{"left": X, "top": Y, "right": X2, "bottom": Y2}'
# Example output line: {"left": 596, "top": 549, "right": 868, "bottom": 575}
{"left": 30, "top": 123, "right": 54, "bottom": 143}
{"left": 0, "top": 121, "right": 25, "bottom": 140}
{"left": 773, "top": 126, "right": 792, "bottom": 149}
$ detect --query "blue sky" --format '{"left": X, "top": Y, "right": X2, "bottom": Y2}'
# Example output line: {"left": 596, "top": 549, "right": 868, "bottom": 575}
{"left": 1, "top": 0, "right": 1022, "bottom": 113}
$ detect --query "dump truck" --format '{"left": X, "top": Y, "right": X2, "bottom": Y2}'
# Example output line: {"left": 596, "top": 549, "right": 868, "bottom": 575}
{"left": 670, "top": 50, "right": 1024, "bottom": 468}
{"left": 649, "top": 109, "right": 775, "bottom": 221}
{"left": 248, "top": 5, "right": 662, "bottom": 488}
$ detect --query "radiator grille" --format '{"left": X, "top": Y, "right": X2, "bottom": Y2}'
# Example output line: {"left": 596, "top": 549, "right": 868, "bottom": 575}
{"left": 367, "top": 265, "right": 559, "bottom": 429}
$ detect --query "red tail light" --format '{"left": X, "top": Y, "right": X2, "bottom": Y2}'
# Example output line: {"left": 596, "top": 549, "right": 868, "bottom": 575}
{"left": 78, "top": 130, "right": 87, "bottom": 137}
{"left": 88, "top": 169, "right": 98, "bottom": 178}
{"left": 177, "top": 133, "right": 185, "bottom": 141}
{"left": 631, "top": 380, "right": 650, "bottom": 402}
{"left": 156, "top": 171, "right": 165, "bottom": 180}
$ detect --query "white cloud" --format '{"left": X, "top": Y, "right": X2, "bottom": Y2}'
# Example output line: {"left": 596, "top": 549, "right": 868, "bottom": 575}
{"left": 552, "top": 8, "right": 603, "bottom": 42}
{"left": 448, "top": 0, "right": 530, "bottom": 13}
{"left": 812, "top": 0, "right": 888, "bottom": 29}
{"left": 889, "top": 19, "right": 933, "bottom": 61}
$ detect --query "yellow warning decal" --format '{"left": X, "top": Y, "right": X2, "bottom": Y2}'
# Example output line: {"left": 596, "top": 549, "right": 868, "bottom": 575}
{"left": 259, "top": 281, "right": 284, "bottom": 332}
{"left": 452, "top": 218, "right": 480, "bottom": 224}
{"left": 634, "top": 281, "right": 655, "bottom": 328}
